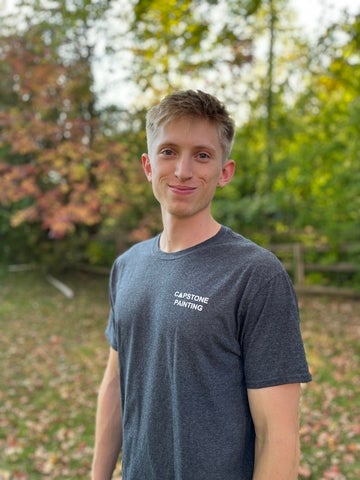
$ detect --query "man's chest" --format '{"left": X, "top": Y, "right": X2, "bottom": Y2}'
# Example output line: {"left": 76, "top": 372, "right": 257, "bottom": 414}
{"left": 112, "top": 258, "right": 243, "bottom": 354}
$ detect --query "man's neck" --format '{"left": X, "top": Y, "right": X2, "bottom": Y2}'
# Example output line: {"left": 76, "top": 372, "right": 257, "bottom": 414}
{"left": 159, "top": 213, "right": 221, "bottom": 253}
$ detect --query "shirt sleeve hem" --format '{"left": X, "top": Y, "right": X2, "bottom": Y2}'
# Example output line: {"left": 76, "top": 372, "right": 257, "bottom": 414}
{"left": 105, "top": 329, "right": 118, "bottom": 351}
{"left": 246, "top": 373, "right": 312, "bottom": 389}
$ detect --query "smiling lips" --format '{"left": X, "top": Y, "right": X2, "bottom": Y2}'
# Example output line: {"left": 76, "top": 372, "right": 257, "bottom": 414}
{"left": 169, "top": 184, "right": 197, "bottom": 195}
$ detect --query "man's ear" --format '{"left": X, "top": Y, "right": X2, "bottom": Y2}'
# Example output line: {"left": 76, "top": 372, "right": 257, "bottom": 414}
{"left": 141, "top": 153, "right": 152, "bottom": 182}
{"left": 218, "top": 159, "right": 235, "bottom": 188}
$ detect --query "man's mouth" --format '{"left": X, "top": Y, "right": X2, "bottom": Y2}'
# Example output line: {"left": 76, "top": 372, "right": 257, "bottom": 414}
{"left": 168, "top": 185, "right": 196, "bottom": 194}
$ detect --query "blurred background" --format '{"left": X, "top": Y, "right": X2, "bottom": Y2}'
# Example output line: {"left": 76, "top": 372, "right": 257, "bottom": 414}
{"left": 0, "top": 1, "right": 359, "bottom": 479}
{"left": 1, "top": 0, "right": 360, "bottom": 279}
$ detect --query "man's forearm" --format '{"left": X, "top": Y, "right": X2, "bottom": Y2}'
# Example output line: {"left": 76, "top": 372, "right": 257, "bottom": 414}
{"left": 252, "top": 434, "right": 300, "bottom": 480}
{"left": 248, "top": 384, "right": 302, "bottom": 480}
{"left": 92, "top": 375, "right": 122, "bottom": 479}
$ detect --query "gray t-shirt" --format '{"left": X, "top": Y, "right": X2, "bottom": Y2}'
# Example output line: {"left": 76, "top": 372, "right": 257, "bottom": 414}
{"left": 106, "top": 226, "right": 311, "bottom": 480}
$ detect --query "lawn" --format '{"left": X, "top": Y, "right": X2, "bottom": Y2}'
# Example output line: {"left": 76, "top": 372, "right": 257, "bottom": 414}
{"left": 0, "top": 269, "right": 359, "bottom": 479}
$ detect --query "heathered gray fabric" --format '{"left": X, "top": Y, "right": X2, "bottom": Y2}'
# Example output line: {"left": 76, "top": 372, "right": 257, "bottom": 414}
{"left": 106, "top": 226, "right": 311, "bottom": 480}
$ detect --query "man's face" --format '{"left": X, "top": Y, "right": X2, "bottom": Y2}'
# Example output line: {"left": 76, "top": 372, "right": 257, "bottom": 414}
{"left": 142, "top": 116, "right": 234, "bottom": 221}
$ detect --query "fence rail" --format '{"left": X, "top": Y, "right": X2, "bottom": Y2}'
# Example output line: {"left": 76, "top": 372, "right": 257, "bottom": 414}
{"left": 269, "top": 243, "right": 360, "bottom": 298}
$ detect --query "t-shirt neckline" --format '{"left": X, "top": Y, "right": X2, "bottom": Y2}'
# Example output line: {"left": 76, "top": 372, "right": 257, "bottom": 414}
{"left": 152, "top": 225, "right": 228, "bottom": 259}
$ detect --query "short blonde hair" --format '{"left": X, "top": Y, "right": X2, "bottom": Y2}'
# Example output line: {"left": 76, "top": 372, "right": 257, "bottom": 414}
{"left": 146, "top": 90, "right": 235, "bottom": 162}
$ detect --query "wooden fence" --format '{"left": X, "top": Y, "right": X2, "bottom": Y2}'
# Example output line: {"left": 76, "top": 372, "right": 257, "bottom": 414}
{"left": 269, "top": 243, "right": 360, "bottom": 298}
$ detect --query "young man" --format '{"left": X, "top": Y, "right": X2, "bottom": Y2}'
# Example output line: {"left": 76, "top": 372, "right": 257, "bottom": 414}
{"left": 92, "top": 90, "right": 311, "bottom": 480}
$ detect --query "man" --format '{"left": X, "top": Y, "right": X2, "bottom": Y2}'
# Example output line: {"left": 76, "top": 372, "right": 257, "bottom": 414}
{"left": 92, "top": 90, "right": 311, "bottom": 480}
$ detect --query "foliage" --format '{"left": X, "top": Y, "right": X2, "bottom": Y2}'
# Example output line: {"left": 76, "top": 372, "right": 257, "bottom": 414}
{"left": 128, "top": 0, "right": 262, "bottom": 105}
{"left": 288, "top": 13, "right": 360, "bottom": 245}
{"left": 0, "top": 4, "right": 143, "bottom": 266}
{"left": 1, "top": 0, "right": 262, "bottom": 266}
{"left": 0, "top": 270, "right": 359, "bottom": 478}
{"left": 213, "top": 10, "right": 360, "bottom": 256}
{"left": 0, "top": 1, "right": 360, "bottom": 271}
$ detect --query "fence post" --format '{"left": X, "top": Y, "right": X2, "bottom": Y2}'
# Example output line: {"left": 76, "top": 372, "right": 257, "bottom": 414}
{"left": 293, "top": 243, "right": 305, "bottom": 287}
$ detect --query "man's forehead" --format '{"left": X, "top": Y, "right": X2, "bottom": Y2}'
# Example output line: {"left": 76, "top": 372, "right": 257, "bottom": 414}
{"left": 157, "top": 116, "right": 218, "bottom": 139}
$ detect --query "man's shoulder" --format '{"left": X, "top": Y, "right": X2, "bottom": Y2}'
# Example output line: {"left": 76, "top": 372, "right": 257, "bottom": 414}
{"left": 219, "top": 226, "right": 285, "bottom": 274}
{"left": 221, "top": 227, "right": 277, "bottom": 256}
{"left": 113, "top": 236, "right": 157, "bottom": 266}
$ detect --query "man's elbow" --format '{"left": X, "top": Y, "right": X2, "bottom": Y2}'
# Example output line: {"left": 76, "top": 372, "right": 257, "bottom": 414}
{"left": 254, "top": 433, "right": 300, "bottom": 479}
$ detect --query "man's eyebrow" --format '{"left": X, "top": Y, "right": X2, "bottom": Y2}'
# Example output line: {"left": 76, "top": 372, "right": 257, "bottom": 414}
{"left": 195, "top": 144, "right": 217, "bottom": 153}
{"left": 157, "top": 142, "right": 178, "bottom": 150}
{"left": 157, "top": 142, "right": 217, "bottom": 153}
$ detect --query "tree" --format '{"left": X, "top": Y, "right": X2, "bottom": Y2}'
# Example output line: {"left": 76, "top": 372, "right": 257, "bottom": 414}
{"left": 212, "top": 0, "right": 302, "bottom": 241}
{"left": 109, "top": 0, "right": 262, "bottom": 108}
{"left": 0, "top": 3, "right": 134, "bottom": 266}
{"left": 214, "top": 3, "right": 360, "bottom": 252}
{"left": 2, "top": 0, "right": 358, "bottom": 268}
{"left": 278, "top": 12, "right": 360, "bottom": 245}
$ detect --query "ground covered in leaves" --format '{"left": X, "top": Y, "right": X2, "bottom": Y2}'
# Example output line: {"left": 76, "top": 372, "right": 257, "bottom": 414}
{"left": 0, "top": 270, "right": 359, "bottom": 479}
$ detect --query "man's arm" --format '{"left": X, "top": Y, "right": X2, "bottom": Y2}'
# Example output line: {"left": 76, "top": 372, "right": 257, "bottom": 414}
{"left": 92, "top": 347, "right": 122, "bottom": 480}
{"left": 248, "top": 383, "right": 301, "bottom": 480}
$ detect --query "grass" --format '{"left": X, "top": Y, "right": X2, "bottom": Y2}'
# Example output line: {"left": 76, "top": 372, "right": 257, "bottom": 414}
{"left": 0, "top": 270, "right": 359, "bottom": 479}
{"left": 298, "top": 296, "right": 360, "bottom": 479}
{"left": 0, "top": 269, "right": 118, "bottom": 479}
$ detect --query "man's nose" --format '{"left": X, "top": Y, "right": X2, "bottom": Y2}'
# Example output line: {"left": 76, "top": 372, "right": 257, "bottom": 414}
{"left": 175, "top": 155, "right": 193, "bottom": 180}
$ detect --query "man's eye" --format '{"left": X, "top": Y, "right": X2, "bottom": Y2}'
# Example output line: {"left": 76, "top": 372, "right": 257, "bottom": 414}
{"left": 198, "top": 152, "right": 210, "bottom": 160}
{"left": 161, "top": 149, "right": 173, "bottom": 156}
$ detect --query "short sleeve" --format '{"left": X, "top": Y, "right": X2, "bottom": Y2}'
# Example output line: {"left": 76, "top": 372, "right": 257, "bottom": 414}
{"left": 240, "top": 270, "right": 311, "bottom": 388}
{"left": 105, "top": 262, "right": 119, "bottom": 351}
{"left": 105, "top": 310, "right": 118, "bottom": 351}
